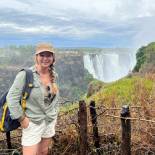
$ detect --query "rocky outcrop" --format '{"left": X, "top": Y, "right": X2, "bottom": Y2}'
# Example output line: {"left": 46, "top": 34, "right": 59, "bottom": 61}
{"left": 87, "top": 80, "right": 104, "bottom": 97}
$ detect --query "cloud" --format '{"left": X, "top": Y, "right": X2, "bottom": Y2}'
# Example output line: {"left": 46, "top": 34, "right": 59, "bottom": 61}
{"left": 133, "top": 16, "right": 155, "bottom": 48}
{"left": 4, "top": 0, "right": 154, "bottom": 21}
{"left": 0, "top": 0, "right": 155, "bottom": 47}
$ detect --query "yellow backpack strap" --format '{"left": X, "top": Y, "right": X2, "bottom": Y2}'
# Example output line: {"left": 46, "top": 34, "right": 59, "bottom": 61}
{"left": 21, "top": 92, "right": 28, "bottom": 110}
{"left": 20, "top": 69, "right": 33, "bottom": 110}
{"left": 0, "top": 103, "right": 8, "bottom": 132}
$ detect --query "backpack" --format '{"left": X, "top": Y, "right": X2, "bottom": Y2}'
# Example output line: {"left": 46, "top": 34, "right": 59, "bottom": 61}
{"left": 0, "top": 69, "right": 33, "bottom": 132}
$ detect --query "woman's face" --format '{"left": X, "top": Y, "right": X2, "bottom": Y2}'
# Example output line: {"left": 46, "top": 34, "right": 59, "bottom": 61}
{"left": 36, "top": 51, "right": 54, "bottom": 68}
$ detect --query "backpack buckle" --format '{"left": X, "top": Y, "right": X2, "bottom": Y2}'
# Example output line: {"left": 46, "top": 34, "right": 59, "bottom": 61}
{"left": 28, "top": 83, "right": 33, "bottom": 88}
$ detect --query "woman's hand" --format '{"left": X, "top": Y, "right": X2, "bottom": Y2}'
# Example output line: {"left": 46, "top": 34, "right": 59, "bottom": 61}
{"left": 20, "top": 117, "right": 30, "bottom": 129}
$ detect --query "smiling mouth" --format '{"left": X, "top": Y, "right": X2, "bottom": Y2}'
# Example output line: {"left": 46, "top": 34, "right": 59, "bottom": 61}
{"left": 42, "top": 62, "right": 50, "bottom": 65}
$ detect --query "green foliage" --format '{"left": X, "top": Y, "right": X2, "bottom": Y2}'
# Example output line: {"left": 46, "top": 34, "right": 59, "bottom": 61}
{"left": 70, "top": 86, "right": 85, "bottom": 99}
{"left": 86, "top": 76, "right": 153, "bottom": 107}
{"left": 60, "top": 102, "right": 79, "bottom": 113}
{"left": 133, "top": 46, "right": 146, "bottom": 72}
{"left": 134, "top": 42, "right": 155, "bottom": 72}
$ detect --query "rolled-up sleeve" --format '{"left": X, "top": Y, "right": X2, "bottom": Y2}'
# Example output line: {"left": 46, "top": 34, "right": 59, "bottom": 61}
{"left": 6, "top": 71, "right": 26, "bottom": 120}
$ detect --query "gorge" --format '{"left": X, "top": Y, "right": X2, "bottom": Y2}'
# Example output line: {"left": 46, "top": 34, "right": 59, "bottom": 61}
{"left": 0, "top": 47, "right": 136, "bottom": 99}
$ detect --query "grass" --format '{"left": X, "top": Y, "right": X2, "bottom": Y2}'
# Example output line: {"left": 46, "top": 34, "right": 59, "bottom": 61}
{"left": 59, "top": 102, "right": 79, "bottom": 113}
{"left": 59, "top": 75, "right": 154, "bottom": 114}
{"left": 85, "top": 76, "right": 154, "bottom": 107}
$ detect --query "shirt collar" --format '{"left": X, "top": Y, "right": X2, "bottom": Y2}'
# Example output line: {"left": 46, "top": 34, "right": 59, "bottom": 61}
{"left": 30, "top": 66, "right": 38, "bottom": 73}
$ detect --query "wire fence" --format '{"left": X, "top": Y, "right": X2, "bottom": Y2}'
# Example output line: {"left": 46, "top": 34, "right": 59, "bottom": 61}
{"left": 0, "top": 99, "right": 155, "bottom": 155}
{"left": 54, "top": 100, "right": 155, "bottom": 155}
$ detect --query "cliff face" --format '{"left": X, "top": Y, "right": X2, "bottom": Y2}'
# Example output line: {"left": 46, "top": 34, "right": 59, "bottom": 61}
{"left": 0, "top": 67, "right": 18, "bottom": 97}
{"left": 56, "top": 53, "right": 84, "bottom": 84}
{"left": 56, "top": 53, "right": 86, "bottom": 98}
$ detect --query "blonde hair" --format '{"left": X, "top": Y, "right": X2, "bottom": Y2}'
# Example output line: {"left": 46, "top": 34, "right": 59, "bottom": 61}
{"left": 49, "top": 65, "right": 59, "bottom": 94}
{"left": 35, "top": 43, "right": 58, "bottom": 94}
{"left": 49, "top": 64, "right": 56, "bottom": 83}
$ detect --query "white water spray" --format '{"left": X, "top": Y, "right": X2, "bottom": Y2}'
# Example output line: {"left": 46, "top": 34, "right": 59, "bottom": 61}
{"left": 83, "top": 51, "right": 136, "bottom": 82}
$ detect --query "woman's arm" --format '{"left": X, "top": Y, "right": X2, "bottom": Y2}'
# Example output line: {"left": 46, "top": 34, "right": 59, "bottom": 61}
{"left": 6, "top": 71, "right": 26, "bottom": 120}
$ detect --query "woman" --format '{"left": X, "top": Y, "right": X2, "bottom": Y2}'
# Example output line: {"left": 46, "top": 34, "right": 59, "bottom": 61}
{"left": 7, "top": 43, "right": 59, "bottom": 155}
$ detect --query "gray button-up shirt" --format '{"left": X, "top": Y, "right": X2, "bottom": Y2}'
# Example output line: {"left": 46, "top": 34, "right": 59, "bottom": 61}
{"left": 6, "top": 66, "right": 59, "bottom": 124}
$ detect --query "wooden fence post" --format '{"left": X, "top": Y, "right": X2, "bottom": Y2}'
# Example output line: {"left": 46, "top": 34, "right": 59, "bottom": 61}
{"left": 78, "top": 100, "right": 87, "bottom": 155}
{"left": 120, "top": 105, "right": 131, "bottom": 155}
{"left": 89, "top": 100, "right": 100, "bottom": 155}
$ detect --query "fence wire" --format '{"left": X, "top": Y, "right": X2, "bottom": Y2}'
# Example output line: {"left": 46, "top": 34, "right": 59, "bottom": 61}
{"left": 0, "top": 102, "right": 155, "bottom": 155}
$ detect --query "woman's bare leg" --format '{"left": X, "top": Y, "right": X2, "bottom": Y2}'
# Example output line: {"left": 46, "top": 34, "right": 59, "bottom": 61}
{"left": 37, "top": 138, "right": 53, "bottom": 155}
{"left": 23, "top": 143, "right": 39, "bottom": 155}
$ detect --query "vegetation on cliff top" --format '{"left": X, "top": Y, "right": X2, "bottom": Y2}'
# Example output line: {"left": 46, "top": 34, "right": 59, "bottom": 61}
{"left": 134, "top": 42, "right": 155, "bottom": 73}
{"left": 85, "top": 75, "right": 154, "bottom": 107}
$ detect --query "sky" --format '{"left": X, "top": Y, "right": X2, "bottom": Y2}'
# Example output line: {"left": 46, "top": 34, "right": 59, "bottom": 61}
{"left": 0, "top": 0, "right": 155, "bottom": 48}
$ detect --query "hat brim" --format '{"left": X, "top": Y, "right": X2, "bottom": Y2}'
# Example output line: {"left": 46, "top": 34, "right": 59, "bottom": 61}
{"left": 35, "top": 50, "right": 54, "bottom": 55}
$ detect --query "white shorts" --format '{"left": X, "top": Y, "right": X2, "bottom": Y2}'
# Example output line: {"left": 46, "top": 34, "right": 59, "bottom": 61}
{"left": 22, "top": 119, "right": 56, "bottom": 146}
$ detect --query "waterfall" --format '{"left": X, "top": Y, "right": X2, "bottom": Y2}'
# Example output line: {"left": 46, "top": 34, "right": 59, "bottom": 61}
{"left": 83, "top": 51, "right": 136, "bottom": 82}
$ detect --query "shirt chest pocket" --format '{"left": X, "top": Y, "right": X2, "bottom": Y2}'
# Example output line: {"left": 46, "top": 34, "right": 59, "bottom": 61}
{"left": 30, "top": 83, "right": 42, "bottom": 100}
{"left": 33, "top": 82, "right": 40, "bottom": 88}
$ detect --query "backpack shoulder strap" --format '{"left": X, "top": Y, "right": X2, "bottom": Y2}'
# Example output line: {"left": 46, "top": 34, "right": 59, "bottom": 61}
{"left": 21, "top": 69, "right": 33, "bottom": 100}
